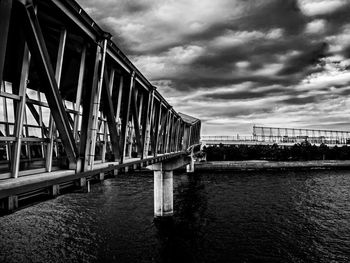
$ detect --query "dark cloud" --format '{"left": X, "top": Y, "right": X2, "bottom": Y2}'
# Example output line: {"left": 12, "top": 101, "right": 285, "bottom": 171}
{"left": 312, "top": 2, "right": 350, "bottom": 33}
{"left": 281, "top": 96, "right": 318, "bottom": 105}
{"left": 343, "top": 45, "right": 350, "bottom": 59}
{"left": 203, "top": 90, "right": 281, "bottom": 101}
{"left": 124, "top": 2, "right": 150, "bottom": 14}
{"left": 238, "top": 0, "right": 308, "bottom": 34}
{"left": 77, "top": 0, "right": 350, "bottom": 134}
{"left": 278, "top": 42, "right": 329, "bottom": 76}
{"left": 204, "top": 106, "right": 275, "bottom": 119}
{"left": 164, "top": 75, "right": 295, "bottom": 91}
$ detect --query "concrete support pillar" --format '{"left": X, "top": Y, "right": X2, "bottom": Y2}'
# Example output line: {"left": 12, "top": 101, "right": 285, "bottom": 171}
{"left": 87, "top": 180, "right": 91, "bottom": 193}
{"left": 50, "top": 185, "right": 60, "bottom": 197}
{"left": 7, "top": 196, "right": 18, "bottom": 212}
{"left": 113, "top": 169, "right": 119, "bottom": 176}
{"left": 149, "top": 155, "right": 190, "bottom": 217}
{"left": 124, "top": 166, "right": 129, "bottom": 173}
{"left": 78, "top": 177, "right": 86, "bottom": 187}
{"left": 77, "top": 177, "right": 90, "bottom": 193}
{"left": 154, "top": 170, "right": 173, "bottom": 217}
{"left": 186, "top": 158, "right": 194, "bottom": 173}
{"left": 99, "top": 172, "right": 105, "bottom": 181}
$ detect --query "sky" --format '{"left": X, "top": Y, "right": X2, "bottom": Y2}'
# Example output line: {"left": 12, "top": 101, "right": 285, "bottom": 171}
{"left": 77, "top": 0, "right": 350, "bottom": 136}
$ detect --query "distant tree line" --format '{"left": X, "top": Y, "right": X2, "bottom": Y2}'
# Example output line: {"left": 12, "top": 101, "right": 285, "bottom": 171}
{"left": 203, "top": 141, "right": 350, "bottom": 161}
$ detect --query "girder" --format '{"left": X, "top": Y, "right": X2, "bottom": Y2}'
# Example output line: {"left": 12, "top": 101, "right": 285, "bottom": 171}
{"left": 21, "top": 3, "right": 77, "bottom": 164}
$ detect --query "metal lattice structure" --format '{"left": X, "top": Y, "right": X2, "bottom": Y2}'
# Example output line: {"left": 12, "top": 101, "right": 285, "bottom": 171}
{"left": 253, "top": 126, "right": 350, "bottom": 145}
{"left": 0, "top": 0, "right": 201, "bottom": 180}
{"left": 201, "top": 126, "right": 350, "bottom": 146}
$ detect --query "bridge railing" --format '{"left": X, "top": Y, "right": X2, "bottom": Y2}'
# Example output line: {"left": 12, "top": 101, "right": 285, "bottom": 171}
{"left": 201, "top": 135, "right": 350, "bottom": 145}
{"left": 201, "top": 136, "right": 255, "bottom": 141}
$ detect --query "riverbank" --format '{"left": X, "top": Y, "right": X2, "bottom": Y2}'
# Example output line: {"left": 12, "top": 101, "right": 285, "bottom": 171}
{"left": 195, "top": 160, "right": 350, "bottom": 171}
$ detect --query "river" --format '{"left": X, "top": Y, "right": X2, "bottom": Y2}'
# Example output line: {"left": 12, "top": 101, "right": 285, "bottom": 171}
{"left": 0, "top": 170, "right": 350, "bottom": 262}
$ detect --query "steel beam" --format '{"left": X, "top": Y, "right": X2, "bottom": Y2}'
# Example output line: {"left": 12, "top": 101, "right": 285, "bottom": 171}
{"left": 160, "top": 109, "right": 168, "bottom": 154}
{"left": 154, "top": 103, "right": 163, "bottom": 156}
{"left": 115, "top": 75, "right": 123, "bottom": 121}
{"left": 0, "top": 0, "right": 12, "bottom": 85}
{"left": 130, "top": 87, "right": 142, "bottom": 156}
{"left": 88, "top": 38, "right": 108, "bottom": 169}
{"left": 120, "top": 72, "right": 135, "bottom": 162}
{"left": 11, "top": 45, "right": 30, "bottom": 178}
{"left": 102, "top": 69, "right": 120, "bottom": 160}
{"left": 81, "top": 45, "right": 100, "bottom": 171}
{"left": 163, "top": 110, "right": 171, "bottom": 153}
{"left": 149, "top": 100, "right": 157, "bottom": 155}
{"left": 142, "top": 88, "right": 154, "bottom": 158}
{"left": 46, "top": 28, "right": 67, "bottom": 172}
{"left": 73, "top": 45, "right": 86, "bottom": 140}
{"left": 51, "top": 0, "right": 98, "bottom": 41}
{"left": 25, "top": 95, "right": 49, "bottom": 137}
{"left": 21, "top": 4, "right": 77, "bottom": 164}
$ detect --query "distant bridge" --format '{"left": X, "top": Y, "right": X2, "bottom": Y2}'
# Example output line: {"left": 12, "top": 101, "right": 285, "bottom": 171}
{"left": 0, "top": 0, "right": 201, "bottom": 216}
{"left": 202, "top": 126, "right": 350, "bottom": 147}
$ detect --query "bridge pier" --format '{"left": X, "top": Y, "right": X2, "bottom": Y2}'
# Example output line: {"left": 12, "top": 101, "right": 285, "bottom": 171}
{"left": 149, "top": 155, "right": 190, "bottom": 217}
{"left": 50, "top": 185, "right": 60, "bottom": 197}
{"left": 154, "top": 170, "right": 173, "bottom": 217}
{"left": 99, "top": 172, "right": 105, "bottom": 181}
{"left": 6, "top": 196, "right": 18, "bottom": 212}
{"left": 186, "top": 148, "right": 195, "bottom": 173}
{"left": 186, "top": 158, "right": 195, "bottom": 173}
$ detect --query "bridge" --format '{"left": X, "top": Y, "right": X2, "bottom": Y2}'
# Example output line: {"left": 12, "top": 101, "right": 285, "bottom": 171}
{"left": 0, "top": 0, "right": 201, "bottom": 216}
{"left": 202, "top": 126, "right": 350, "bottom": 147}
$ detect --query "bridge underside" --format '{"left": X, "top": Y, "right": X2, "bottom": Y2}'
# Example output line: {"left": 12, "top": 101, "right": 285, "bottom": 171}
{"left": 0, "top": 0, "right": 201, "bottom": 210}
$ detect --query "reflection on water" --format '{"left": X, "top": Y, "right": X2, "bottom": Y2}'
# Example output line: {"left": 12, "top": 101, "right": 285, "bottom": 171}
{"left": 155, "top": 174, "right": 208, "bottom": 263}
{"left": 0, "top": 170, "right": 350, "bottom": 262}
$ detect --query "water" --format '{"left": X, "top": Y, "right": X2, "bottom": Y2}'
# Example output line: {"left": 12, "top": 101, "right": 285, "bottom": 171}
{"left": 1, "top": 170, "right": 350, "bottom": 263}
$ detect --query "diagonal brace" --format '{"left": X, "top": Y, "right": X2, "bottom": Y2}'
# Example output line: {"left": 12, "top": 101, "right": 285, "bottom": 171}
{"left": 130, "top": 87, "right": 142, "bottom": 155}
{"left": 26, "top": 95, "right": 49, "bottom": 137}
{"left": 20, "top": 3, "right": 77, "bottom": 163}
{"left": 103, "top": 69, "right": 121, "bottom": 160}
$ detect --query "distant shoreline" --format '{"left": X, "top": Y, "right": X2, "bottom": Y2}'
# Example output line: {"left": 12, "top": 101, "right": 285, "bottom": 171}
{"left": 194, "top": 160, "right": 350, "bottom": 171}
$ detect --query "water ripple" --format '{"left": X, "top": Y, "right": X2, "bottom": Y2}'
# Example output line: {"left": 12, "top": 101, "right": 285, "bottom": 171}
{"left": 0, "top": 171, "right": 350, "bottom": 262}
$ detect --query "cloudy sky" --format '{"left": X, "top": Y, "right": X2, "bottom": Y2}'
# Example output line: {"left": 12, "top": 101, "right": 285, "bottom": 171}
{"left": 77, "top": 0, "right": 350, "bottom": 136}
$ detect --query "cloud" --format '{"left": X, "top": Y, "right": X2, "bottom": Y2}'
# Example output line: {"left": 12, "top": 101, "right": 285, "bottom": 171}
{"left": 305, "top": 19, "right": 327, "bottom": 34}
{"left": 77, "top": 0, "right": 350, "bottom": 135}
{"left": 299, "top": 0, "right": 348, "bottom": 16}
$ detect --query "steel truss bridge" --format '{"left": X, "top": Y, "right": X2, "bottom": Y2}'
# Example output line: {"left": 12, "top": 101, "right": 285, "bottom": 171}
{"left": 202, "top": 126, "right": 350, "bottom": 147}
{"left": 0, "top": 0, "right": 200, "bottom": 212}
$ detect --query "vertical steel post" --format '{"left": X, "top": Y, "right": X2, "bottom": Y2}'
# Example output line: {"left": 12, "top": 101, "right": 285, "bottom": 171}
{"left": 142, "top": 87, "right": 155, "bottom": 159}
{"left": 120, "top": 72, "right": 135, "bottom": 163}
{"left": 11, "top": 46, "right": 30, "bottom": 178}
{"left": 115, "top": 75, "right": 123, "bottom": 123}
{"left": 73, "top": 45, "right": 86, "bottom": 141}
{"left": 0, "top": 0, "right": 12, "bottom": 85}
{"left": 154, "top": 102, "right": 162, "bottom": 156}
{"left": 88, "top": 38, "right": 108, "bottom": 170}
{"left": 46, "top": 28, "right": 67, "bottom": 172}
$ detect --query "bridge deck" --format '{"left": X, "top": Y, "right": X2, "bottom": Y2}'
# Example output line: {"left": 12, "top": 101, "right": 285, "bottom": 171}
{"left": 0, "top": 152, "right": 185, "bottom": 200}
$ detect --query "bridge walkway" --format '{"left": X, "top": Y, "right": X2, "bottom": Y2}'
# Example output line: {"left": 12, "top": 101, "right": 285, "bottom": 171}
{"left": 0, "top": 0, "right": 201, "bottom": 213}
